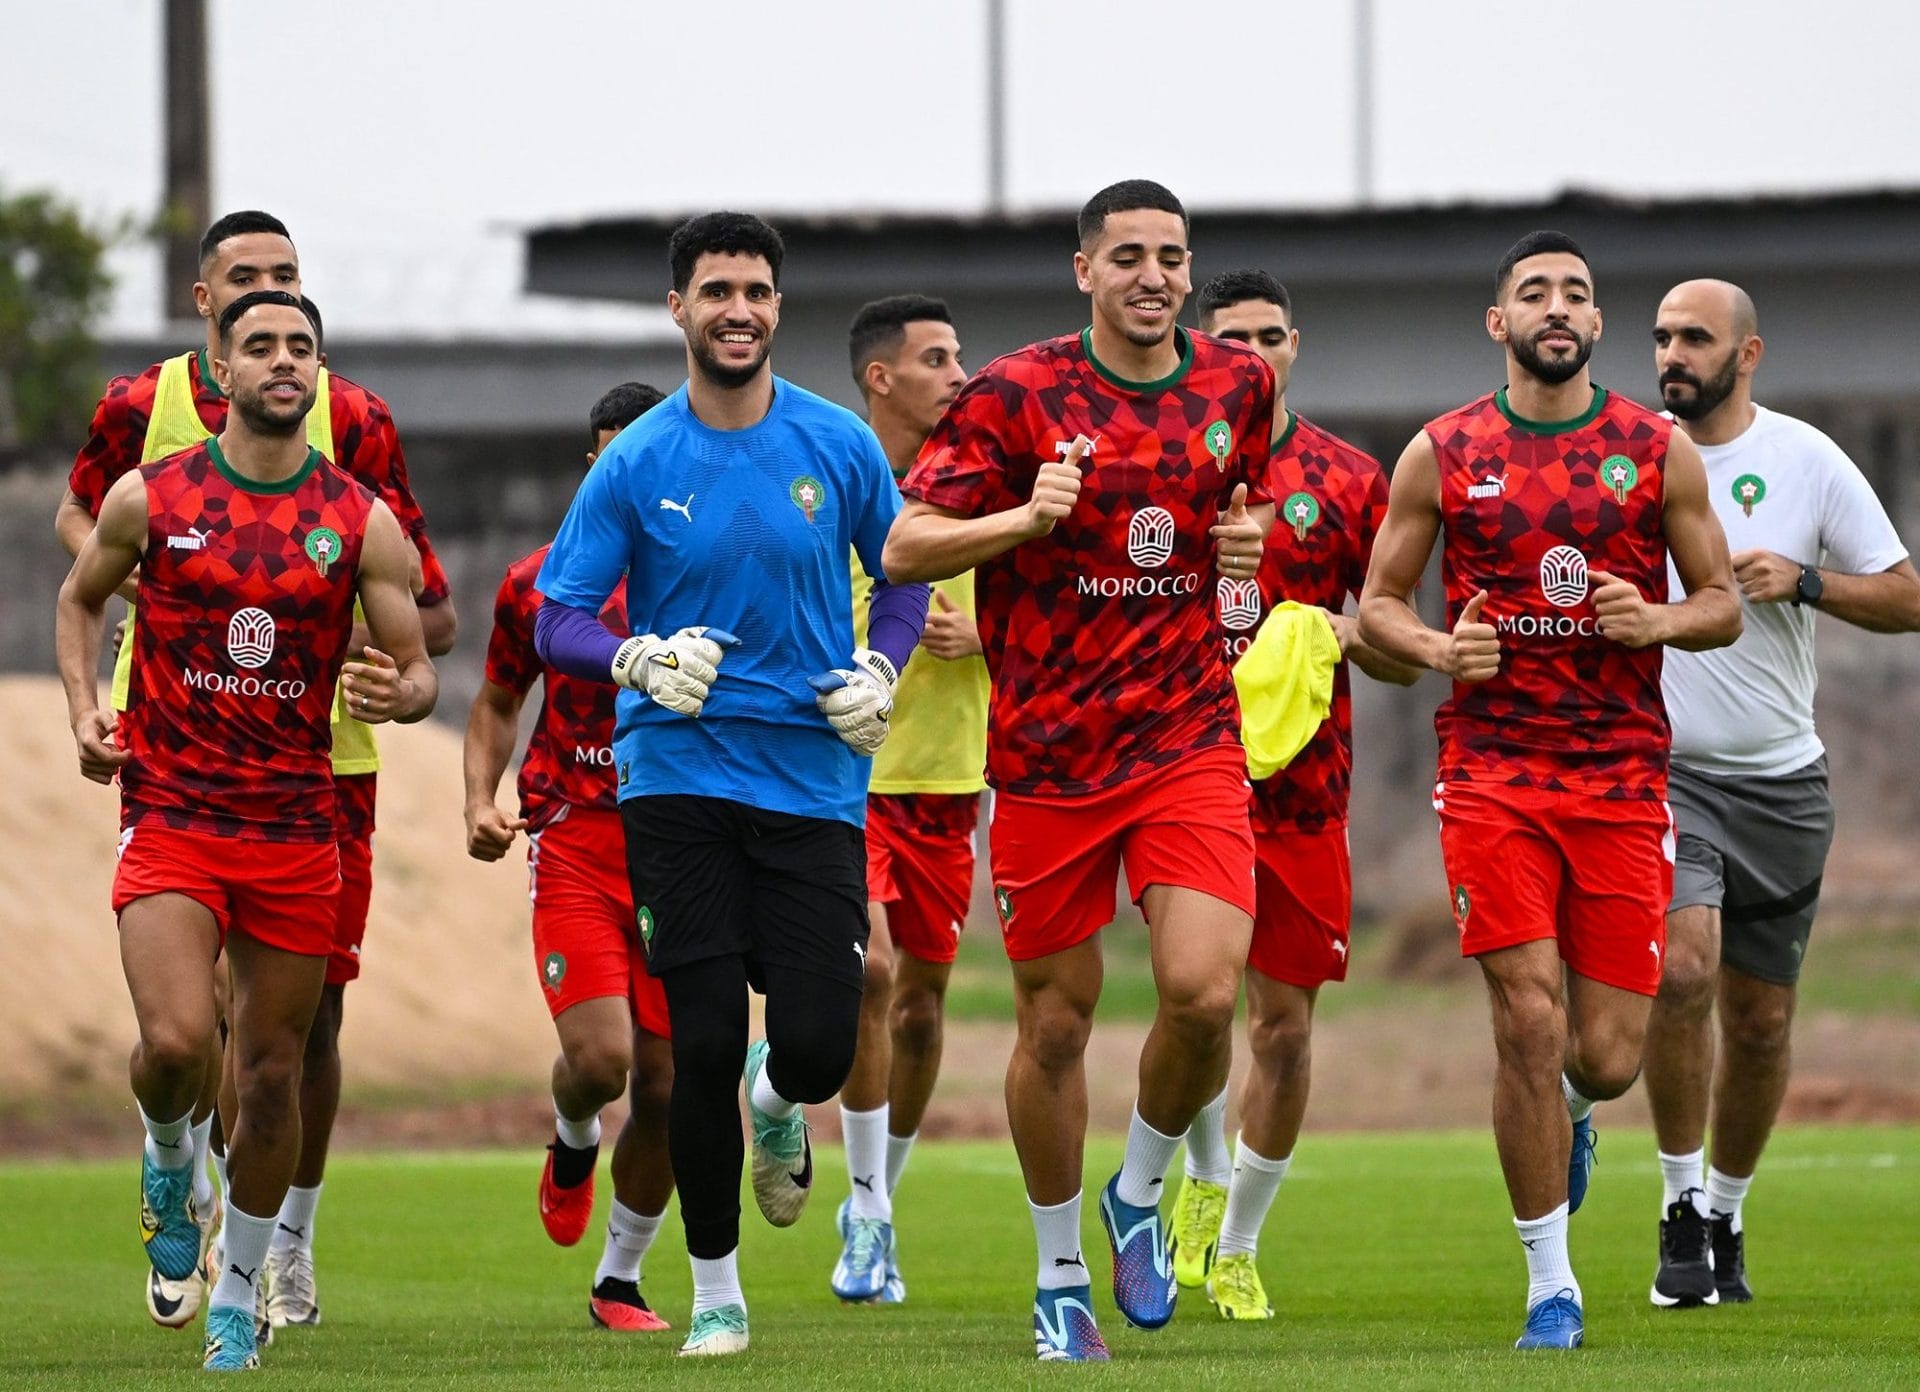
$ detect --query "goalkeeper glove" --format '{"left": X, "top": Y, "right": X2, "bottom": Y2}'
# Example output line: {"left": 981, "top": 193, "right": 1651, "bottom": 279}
{"left": 808, "top": 648, "right": 899, "bottom": 756}
{"left": 611, "top": 627, "right": 739, "bottom": 717}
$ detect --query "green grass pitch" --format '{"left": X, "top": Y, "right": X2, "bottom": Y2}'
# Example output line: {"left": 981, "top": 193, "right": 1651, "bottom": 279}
{"left": 1, "top": 1126, "right": 1913, "bottom": 1389}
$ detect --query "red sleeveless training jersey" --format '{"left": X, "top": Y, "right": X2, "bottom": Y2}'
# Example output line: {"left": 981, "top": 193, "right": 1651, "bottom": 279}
{"left": 1429, "top": 387, "right": 1672, "bottom": 801}
{"left": 120, "top": 441, "right": 376, "bottom": 841}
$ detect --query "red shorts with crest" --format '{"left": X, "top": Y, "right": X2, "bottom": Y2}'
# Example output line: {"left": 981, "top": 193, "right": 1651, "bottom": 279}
{"left": 529, "top": 807, "right": 670, "bottom": 1037}
{"left": 866, "top": 793, "right": 978, "bottom": 966}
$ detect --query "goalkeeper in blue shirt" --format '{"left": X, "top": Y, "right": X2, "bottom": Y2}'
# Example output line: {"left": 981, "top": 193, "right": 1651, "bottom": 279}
{"left": 534, "top": 212, "right": 929, "bottom": 1357}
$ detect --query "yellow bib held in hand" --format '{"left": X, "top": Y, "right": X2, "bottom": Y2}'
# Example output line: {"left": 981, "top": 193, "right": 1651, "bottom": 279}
{"left": 1233, "top": 601, "right": 1340, "bottom": 779}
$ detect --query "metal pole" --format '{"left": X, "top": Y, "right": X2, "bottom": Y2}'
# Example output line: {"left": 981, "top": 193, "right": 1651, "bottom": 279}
{"left": 986, "top": 0, "right": 1006, "bottom": 214}
{"left": 1354, "top": 0, "right": 1375, "bottom": 206}
{"left": 163, "top": 0, "right": 211, "bottom": 321}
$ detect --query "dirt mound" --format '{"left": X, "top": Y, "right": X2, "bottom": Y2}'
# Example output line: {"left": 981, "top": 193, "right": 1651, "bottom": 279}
{"left": 0, "top": 674, "right": 560, "bottom": 1101}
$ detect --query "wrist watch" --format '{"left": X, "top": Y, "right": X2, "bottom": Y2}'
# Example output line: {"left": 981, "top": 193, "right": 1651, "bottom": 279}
{"left": 1793, "top": 565, "right": 1824, "bottom": 607}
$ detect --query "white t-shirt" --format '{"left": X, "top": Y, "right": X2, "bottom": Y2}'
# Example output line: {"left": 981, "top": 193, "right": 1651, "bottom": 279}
{"left": 1664, "top": 405, "right": 1908, "bottom": 777}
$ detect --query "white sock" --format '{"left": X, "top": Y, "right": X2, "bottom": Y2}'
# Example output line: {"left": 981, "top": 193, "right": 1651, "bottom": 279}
{"left": 1218, "top": 1135, "right": 1291, "bottom": 1258}
{"left": 1030, "top": 1192, "right": 1088, "bottom": 1291}
{"left": 842, "top": 1105, "right": 891, "bottom": 1222}
{"left": 1183, "top": 1087, "right": 1232, "bottom": 1185}
{"left": 1514, "top": 1203, "right": 1580, "bottom": 1312}
{"left": 1659, "top": 1149, "right": 1707, "bottom": 1216}
{"left": 190, "top": 1115, "right": 216, "bottom": 1207}
{"left": 689, "top": 1249, "right": 746, "bottom": 1317}
{"left": 1706, "top": 1166, "right": 1753, "bottom": 1234}
{"left": 748, "top": 1056, "right": 798, "bottom": 1121}
{"left": 139, "top": 1103, "right": 193, "bottom": 1171}
{"left": 594, "top": 1198, "right": 663, "bottom": 1286}
{"left": 1562, "top": 1074, "right": 1594, "bottom": 1124}
{"left": 554, "top": 1106, "right": 601, "bottom": 1152}
{"left": 212, "top": 1150, "right": 229, "bottom": 1199}
{"left": 1114, "top": 1105, "right": 1181, "bottom": 1207}
{"left": 272, "top": 1184, "right": 321, "bottom": 1253}
{"left": 885, "top": 1131, "right": 916, "bottom": 1196}
{"left": 209, "top": 1203, "right": 275, "bottom": 1312}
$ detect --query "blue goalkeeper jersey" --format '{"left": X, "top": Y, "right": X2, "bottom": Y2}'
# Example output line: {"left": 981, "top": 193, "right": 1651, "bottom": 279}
{"left": 537, "top": 378, "right": 901, "bottom": 826}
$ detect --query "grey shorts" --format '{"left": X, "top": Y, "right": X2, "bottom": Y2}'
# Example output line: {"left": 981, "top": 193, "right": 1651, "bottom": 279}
{"left": 1667, "top": 755, "right": 1833, "bottom": 986}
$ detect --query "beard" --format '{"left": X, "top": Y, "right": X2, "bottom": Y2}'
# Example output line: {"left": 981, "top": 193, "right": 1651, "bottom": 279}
{"left": 231, "top": 382, "right": 317, "bottom": 437}
{"left": 1511, "top": 326, "right": 1594, "bottom": 386}
{"left": 1661, "top": 351, "right": 1739, "bottom": 421}
{"left": 689, "top": 332, "right": 771, "bottom": 390}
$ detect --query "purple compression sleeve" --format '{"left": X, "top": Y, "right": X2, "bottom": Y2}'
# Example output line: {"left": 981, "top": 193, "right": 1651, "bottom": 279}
{"left": 866, "top": 578, "right": 930, "bottom": 676}
{"left": 533, "top": 599, "right": 624, "bottom": 682}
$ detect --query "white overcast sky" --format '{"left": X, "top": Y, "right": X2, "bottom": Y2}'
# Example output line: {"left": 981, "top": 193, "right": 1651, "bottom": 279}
{"left": 6, "top": 0, "right": 1917, "bottom": 336}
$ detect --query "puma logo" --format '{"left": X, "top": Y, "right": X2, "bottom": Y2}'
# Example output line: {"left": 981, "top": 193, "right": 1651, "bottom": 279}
{"left": 276, "top": 1223, "right": 306, "bottom": 1239}
{"left": 1054, "top": 1253, "right": 1085, "bottom": 1269}
{"left": 229, "top": 1264, "right": 257, "bottom": 1287}
{"left": 659, "top": 494, "right": 693, "bottom": 521}
{"left": 852, "top": 1175, "right": 876, "bottom": 1193}
{"left": 1147, "top": 1176, "right": 1163, "bottom": 1187}
{"left": 1519, "top": 1238, "right": 1539, "bottom": 1252}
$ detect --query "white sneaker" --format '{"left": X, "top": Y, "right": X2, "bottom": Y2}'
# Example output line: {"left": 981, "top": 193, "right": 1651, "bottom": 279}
{"left": 677, "top": 1303, "right": 749, "bottom": 1356}
{"left": 264, "top": 1245, "right": 321, "bottom": 1327}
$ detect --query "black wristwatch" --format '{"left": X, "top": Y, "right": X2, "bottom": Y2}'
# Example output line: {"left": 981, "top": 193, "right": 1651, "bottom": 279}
{"left": 1793, "top": 565, "right": 1824, "bottom": 607}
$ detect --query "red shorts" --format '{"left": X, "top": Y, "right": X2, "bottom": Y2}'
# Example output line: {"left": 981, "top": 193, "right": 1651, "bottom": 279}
{"left": 1436, "top": 780, "right": 1674, "bottom": 996}
{"left": 1248, "top": 824, "right": 1352, "bottom": 989}
{"left": 866, "top": 792, "right": 979, "bottom": 965}
{"left": 989, "top": 745, "right": 1256, "bottom": 962}
{"left": 327, "top": 833, "right": 372, "bottom": 986}
{"left": 528, "top": 807, "right": 670, "bottom": 1038}
{"left": 112, "top": 823, "right": 339, "bottom": 959}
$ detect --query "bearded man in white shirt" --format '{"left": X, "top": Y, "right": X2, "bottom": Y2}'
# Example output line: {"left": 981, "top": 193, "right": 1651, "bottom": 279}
{"left": 1643, "top": 280, "right": 1920, "bottom": 1311}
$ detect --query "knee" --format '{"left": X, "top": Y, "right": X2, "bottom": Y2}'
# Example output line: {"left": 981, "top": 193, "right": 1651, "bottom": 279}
{"left": 1247, "top": 1006, "right": 1312, "bottom": 1081}
{"left": 861, "top": 949, "right": 895, "bottom": 1010}
{"left": 628, "top": 1046, "right": 674, "bottom": 1122}
{"left": 1018, "top": 997, "right": 1093, "bottom": 1075}
{"left": 1567, "top": 1043, "right": 1642, "bottom": 1101}
{"left": 1490, "top": 985, "right": 1567, "bottom": 1076}
{"left": 301, "top": 989, "right": 343, "bottom": 1071}
{"left": 568, "top": 1037, "right": 635, "bottom": 1107}
{"left": 891, "top": 983, "right": 944, "bottom": 1057}
{"left": 1156, "top": 973, "right": 1240, "bottom": 1048}
{"left": 234, "top": 1043, "right": 302, "bottom": 1115}
{"left": 1722, "top": 995, "right": 1793, "bottom": 1057}
{"left": 141, "top": 1021, "right": 213, "bottom": 1080}
{"left": 1656, "top": 940, "right": 1717, "bottom": 1011}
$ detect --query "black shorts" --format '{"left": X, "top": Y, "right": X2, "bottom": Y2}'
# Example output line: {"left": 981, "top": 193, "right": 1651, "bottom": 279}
{"left": 620, "top": 794, "right": 870, "bottom": 991}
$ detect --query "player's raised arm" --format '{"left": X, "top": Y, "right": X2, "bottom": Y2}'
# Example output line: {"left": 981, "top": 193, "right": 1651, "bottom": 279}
{"left": 1621, "top": 429, "right": 1741, "bottom": 652}
{"left": 55, "top": 470, "right": 150, "bottom": 781}
{"left": 1358, "top": 432, "right": 1496, "bottom": 679}
{"left": 883, "top": 423, "right": 1085, "bottom": 583}
{"left": 344, "top": 500, "right": 438, "bottom": 724}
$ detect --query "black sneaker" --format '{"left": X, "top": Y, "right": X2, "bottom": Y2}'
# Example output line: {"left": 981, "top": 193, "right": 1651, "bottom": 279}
{"left": 1710, "top": 1213, "right": 1753, "bottom": 1303}
{"left": 1650, "top": 1194, "right": 1719, "bottom": 1308}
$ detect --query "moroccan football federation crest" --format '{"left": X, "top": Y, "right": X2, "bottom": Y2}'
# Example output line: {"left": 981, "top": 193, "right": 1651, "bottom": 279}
{"left": 994, "top": 886, "right": 1014, "bottom": 925}
{"left": 1283, "top": 491, "right": 1320, "bottom": 541}
{"left": 542, "top": 952, "right": 567, "bottom": 992}
{"left": 790, "top": 475, "right": 825, "bottom": 523}
{"left": 1204, "top": 420, "right": 1233, "bottom": 472}
{"left": 636, "top": 906, "right": 655, "bottom": 958}
{"left": 1600, "top": 455, "right": 1639, "bottom": 505}
{"left": 304, "top": 525, "right": 342, "bottom": 577}
{"left": 1452, "top": 884, "right": 1471, "bottom": 925}
{"left": 1732, "top": 473, "right": 1767, "bottom": 517}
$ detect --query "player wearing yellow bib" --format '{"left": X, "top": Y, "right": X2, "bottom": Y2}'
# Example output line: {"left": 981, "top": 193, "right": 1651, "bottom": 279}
{"left": 829, "top": 297, "right": 989, "bottom": 1304}
{"left": 57, "top": 212, "right": 455, "bottom": 1333}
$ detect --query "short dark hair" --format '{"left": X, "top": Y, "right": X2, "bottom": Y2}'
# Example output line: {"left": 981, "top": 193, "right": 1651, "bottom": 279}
{"left": 589, "top": 381, "right": 667, "bottom": 442}
{"left": 668, "top": 212, "right": 784, "bottom": 294}
{"left": 1196, "top": 269, "right": 1292, "bottom": 326}
{"left": 299, "top": 295, "right": 324, "bottom": 350}
{"left": 847, "top": 295, "right": 953, "bottom": 389}
{"left": 1077, "top": 179, "right": 1188, "bottom": 249}
{"left": 199, "top": 210, "right": 293, "bottom": 268}
{"left": 1494, "top": 230, "right": 1589, "bottom": 299}
{"left": 216, "top": 289, "right": 313, "bottom": 347}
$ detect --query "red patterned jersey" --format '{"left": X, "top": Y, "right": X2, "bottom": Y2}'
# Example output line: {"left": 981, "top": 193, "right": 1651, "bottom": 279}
{"left": 120, "top": 442, "right": 376, "bottom": 841}
{"left": 1220, "top": 413, "right": 1388, "bottom": 833}
{"left": 904, "top": 328, "right": 1274, "bottom": 795}
{"left": 483, "top": 545, "right": 626, "bottom": 830}
{"left": 71, "top": 352, "right": 449, "bottom": 604}
{"left": 1430, "top": 387, "right": 1672, "bottom": 800}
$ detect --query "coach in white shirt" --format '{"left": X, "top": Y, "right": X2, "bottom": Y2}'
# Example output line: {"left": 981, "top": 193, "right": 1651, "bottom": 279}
{"left": 1642, "top": 280, "right": 1920, "bottom": 1311}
